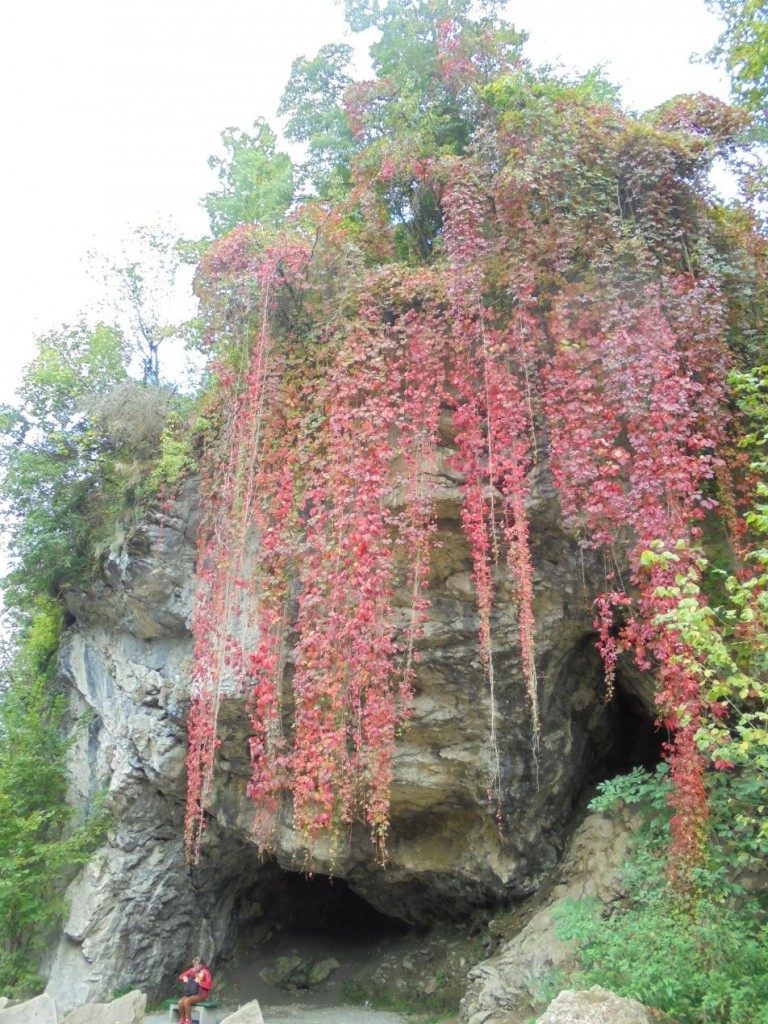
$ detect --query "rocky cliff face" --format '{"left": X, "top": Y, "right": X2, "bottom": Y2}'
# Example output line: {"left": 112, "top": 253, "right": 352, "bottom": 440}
{"left": 45, "top": 464, "right": 657, "bottom": 1013}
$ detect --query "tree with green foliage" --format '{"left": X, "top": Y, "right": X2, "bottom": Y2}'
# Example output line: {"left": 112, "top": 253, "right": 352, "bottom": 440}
{"left": 203, "top": 119, "right": 295, "bottom": 237}
{"left": 342, "top": 0, "right": 525, "bottom": 149}
{"left": 89, "top": 224, "right": 202, "bottom": 388}
{"left": 703, "top": 0, "right": 768, "bottom": 219}
{"left": 705, "top": 0, "right": 768, "bottom": 128}
{"left": 278, "top": 43, "right": 357, "bottom": 198}
{"left": 197, "top": 2, "right": 525, "bottom": 245}
{"left": 0, "top": 323, "right": 129, "bottom": 609}
{"left": 275, "top": 0, "right": 527, "bottom": 239}
{"left": 0, "top": 598, "right": 107, "bottom": 997}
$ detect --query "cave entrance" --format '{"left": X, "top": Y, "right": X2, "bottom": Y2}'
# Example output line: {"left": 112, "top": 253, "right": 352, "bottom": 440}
{"left": 600, "top": 680, "right": 665, "bottom": 778}
{"left": 217, "top": 864, "right": 410, "bottom": 1007}
{"left": 562, "top": 633, "right": 665, "bottom": 797}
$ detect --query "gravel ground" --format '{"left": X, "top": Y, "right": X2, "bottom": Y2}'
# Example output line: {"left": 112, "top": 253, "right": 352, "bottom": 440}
{"left": 258, "top": 1006, "right": 407, "bottom": 1024}
{"left": 145, "top": 1005, "right": 409, "bottom": 1024}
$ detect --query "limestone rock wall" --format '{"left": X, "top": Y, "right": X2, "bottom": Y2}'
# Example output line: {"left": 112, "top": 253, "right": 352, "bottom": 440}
{"left": 45, "top": 465, "right": 655, "bottom": 1012}
{"left": 460, "top": 808, "right": 640, "bottom": 1024}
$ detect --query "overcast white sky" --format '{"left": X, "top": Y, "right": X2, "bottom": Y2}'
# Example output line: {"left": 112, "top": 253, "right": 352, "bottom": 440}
{"left": 0, "top": 0, "right": 728, "bottom": 402}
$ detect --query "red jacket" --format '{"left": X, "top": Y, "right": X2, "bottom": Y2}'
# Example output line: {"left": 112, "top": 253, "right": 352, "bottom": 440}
{"left": 180, "top": 966, "right": 212, "bottom": 997}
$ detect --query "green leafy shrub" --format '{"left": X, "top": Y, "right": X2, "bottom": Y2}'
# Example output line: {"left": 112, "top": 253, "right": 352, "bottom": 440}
{"left": 0, "top": 598, "right": 109, "bottom": 998}
{"left": 554, "top": 766, "right": 768, "bottom": 1023}
{"left": 148, "top": 400, "right": 211, "bottom": 494}
{"left": 557, "top": 893, "right": 768, "bottom": 1023}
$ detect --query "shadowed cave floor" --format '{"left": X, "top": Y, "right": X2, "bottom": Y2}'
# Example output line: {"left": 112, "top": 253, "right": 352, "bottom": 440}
{"left": 147, "top": 926, "right": 466, "bottom": 1024}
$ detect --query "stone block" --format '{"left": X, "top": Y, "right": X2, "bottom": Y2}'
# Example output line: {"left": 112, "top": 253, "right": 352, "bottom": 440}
{"left": 0, "top": 993, "right": 58, "bottom": 1024}
{"left": 219, "top": 1001, "right": 265, "bottom": 1024}
{"left": 63, "top": 990, "right": 146, "bottom": 1024}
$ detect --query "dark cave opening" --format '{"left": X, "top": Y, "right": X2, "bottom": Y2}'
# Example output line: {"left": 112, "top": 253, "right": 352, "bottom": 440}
{"left": 216, "top": 864, "right": 413, "bottom": 1007}
{"left": 599, "top": 682, "right": 666, "bottom": 778}
{"left": 252, "top": 869, "right": 408, "bottom": 942}
{"left": 561, "top": 633, "right": 666, "bottom": 796}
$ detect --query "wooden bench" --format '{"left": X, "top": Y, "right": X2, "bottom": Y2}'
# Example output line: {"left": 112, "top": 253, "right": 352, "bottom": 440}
{"left": 167, "top": 999, "right": 220, "bottom": 1024}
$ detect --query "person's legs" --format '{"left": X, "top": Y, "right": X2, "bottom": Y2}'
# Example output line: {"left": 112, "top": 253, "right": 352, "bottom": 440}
{"left": 178, "top": 993, "right": 204, "bottom": 1022}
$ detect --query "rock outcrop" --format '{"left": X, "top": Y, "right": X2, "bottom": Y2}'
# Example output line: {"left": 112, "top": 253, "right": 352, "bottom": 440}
{"left": 536, "top": 987, "right": 652, "bottom": 1024}
{"left": 45, "top": 462, "right": 657, "bottom": 1011}
{"left": 460, "top": 809, "right": 639, "bottom": 1024}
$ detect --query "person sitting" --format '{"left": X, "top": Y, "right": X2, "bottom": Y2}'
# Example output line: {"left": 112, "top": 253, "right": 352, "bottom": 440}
{"left": 177, "top": 956, "right": 212, "bottom": 1024}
